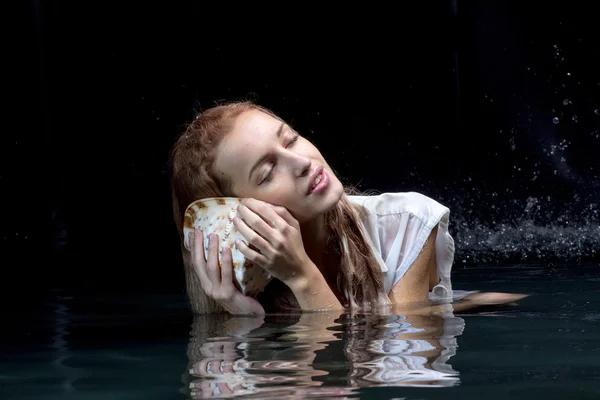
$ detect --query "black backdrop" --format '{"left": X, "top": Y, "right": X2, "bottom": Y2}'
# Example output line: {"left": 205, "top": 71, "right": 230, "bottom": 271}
{"left": 6, "top": 1, "right": 599, "bottom": 293}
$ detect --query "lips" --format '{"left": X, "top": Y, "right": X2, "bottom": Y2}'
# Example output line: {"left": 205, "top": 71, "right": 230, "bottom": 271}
{"left": 307, "top": 165, "right": 324, "bottom": 194}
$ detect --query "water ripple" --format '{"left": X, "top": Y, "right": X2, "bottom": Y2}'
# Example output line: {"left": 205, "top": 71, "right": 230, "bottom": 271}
{"left": 186, "top": 311, "right": 465, "bottom": 398}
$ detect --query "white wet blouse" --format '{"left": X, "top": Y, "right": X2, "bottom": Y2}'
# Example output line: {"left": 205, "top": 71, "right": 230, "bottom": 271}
{"left": 348, "top": 191, "right": 464, "bottom": 302}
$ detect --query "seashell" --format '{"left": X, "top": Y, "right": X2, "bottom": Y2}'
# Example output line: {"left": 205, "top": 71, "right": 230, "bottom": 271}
{"left": 183, "top": 197, "right": 272, "bottom": 297}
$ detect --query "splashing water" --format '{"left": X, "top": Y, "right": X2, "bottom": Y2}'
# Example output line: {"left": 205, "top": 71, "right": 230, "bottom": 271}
{"left": 450, "top": 196, "right": 599, "bottom": 264}
{"left": 445, "top": 40, "right": 600, "bottom": 266}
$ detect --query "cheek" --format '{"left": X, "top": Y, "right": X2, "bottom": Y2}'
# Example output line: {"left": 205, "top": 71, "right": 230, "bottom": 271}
{"left": 265, "top": 195, "right": 308, "bottom": 221}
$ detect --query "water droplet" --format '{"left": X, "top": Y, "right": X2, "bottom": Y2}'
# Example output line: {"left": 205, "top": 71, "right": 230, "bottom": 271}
{"left": 595, "top": 109, "right": 599, "bottom": 115}
{"left": 563, "top": 99, "right": 571, "bottom": 105}
{"left": 567, "top": 72, "right": 571, "bottom": 76}
{"left": 553, "top": 117, "right": 560, "bottom": 124}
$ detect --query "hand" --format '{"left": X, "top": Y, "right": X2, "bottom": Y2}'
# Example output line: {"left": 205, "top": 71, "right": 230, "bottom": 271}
{"left": 233, "top": 198, "right": 343, "bottom": 312}
{"left": 232, "top": 198, "right": 315, "bottom": 286}
{"left": 189, "top": 229, "right": 265, "bottom": 315}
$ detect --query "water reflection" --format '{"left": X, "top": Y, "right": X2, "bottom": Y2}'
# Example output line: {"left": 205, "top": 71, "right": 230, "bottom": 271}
{"left": 186, "top": 307, "right": 464, "bottom": 398}
{"left": 342, "top": 309, "right": 463, "bottom": 388}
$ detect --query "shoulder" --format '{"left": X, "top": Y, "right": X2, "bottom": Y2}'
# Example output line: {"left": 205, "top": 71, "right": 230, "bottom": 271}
{"left": 348, "top": 191, "right": 449, "bottom": 220}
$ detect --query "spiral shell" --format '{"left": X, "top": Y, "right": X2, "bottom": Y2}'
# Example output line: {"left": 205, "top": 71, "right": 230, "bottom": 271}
{"left": 183, "top": 197, "right": 272, "bottom": 297}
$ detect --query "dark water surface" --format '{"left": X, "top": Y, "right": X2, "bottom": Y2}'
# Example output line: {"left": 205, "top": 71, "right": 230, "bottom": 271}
{"left": 2, "top": 264, "right": 599, "bottom": 399}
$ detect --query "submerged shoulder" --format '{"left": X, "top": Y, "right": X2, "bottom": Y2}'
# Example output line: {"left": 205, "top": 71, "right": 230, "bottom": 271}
{"left": 348, "top": 191, "right": 447, "bottom": 218}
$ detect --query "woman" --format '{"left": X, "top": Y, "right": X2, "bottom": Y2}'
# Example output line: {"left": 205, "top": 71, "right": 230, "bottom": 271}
{"left": 169, "top": 101, "right": 526, "bottom": 314}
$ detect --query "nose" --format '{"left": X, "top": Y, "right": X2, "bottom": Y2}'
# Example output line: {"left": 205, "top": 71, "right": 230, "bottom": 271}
{"left": 291, "top": 153, "right": 311, "bottom": 177}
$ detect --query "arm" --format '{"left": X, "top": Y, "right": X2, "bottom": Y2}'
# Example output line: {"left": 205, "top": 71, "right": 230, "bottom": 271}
{"left": 286, "top": 262, "right": 344, "bottom": 311}
{"left": 389, "top": 225, "right": 529, "bottom": 308}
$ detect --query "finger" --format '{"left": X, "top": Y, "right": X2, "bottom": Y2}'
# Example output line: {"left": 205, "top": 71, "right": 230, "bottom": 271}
{"left": 190, "top": 230, "right": 211, "bottom": 284}
{"left": 242, "top": 198, "right": 299, "bottom": 230}
{"left": 269, "top": 205, "right": 300, "bottom": 229}
{"left": 235, "top": 238, "right": 270, "bottom": 268}
{"left": 220, "top": 247, "right": 235, "bottom": 289}
{"left": 233, "top": 214, "right": 271, "bottom": 255}
{"left": 237, "top": 202, "right": 277, "bottom": 241}
{"left": 206, "top": 233, "right": 221, "bottom": 284}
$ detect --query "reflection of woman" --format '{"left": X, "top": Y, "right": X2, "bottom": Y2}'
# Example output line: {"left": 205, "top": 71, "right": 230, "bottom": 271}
{"left": 186, "top": 313, "right": 348, "bottom": 399}
{"left": 343, "top": 308, "right": 465, "bottom": 387}
{"left": 170, "top": 101, "right": 527, "bottom": 314}
{"left": 186, "top": 307, "right": 476, "bottom": 397}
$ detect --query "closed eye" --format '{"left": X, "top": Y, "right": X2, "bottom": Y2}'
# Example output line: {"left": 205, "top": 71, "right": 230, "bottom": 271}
{"left": 259, "top": 134, "right": 300, "bottom": 185}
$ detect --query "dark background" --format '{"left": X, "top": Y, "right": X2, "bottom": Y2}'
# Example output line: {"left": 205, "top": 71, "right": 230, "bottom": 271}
{"left": 5, "top": 1, "right": 599, "bottom": 294}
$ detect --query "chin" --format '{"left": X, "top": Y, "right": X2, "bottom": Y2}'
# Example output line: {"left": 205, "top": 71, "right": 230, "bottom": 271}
{"left": 323, "top": 175, "right": 345, "bottom": 210}
{"left": 296, "top": 183, "right": 343, "bottom": 224}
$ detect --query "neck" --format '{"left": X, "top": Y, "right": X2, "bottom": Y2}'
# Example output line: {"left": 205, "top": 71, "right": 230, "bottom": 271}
{"left": 301, "top": 214, "right": 339, "bottom": 281}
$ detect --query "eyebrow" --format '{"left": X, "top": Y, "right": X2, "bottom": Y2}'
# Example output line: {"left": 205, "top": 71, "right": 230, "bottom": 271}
{"left": 247, "top": 122, "right": 285, "bottom": 182}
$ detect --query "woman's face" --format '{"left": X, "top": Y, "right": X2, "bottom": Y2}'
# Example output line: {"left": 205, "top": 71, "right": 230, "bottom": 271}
{"left": 213, "top": 110, "right": 344, "bottom": 223}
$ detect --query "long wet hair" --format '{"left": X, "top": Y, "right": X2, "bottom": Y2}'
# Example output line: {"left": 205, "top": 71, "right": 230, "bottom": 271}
{"left": 169, "top": 101, "right": 390, "bottom": 313}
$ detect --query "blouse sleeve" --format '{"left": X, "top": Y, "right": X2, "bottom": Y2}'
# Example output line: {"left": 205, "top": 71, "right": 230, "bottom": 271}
{"left": 374, "top": 192, "right": 455, "bottom": 301}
